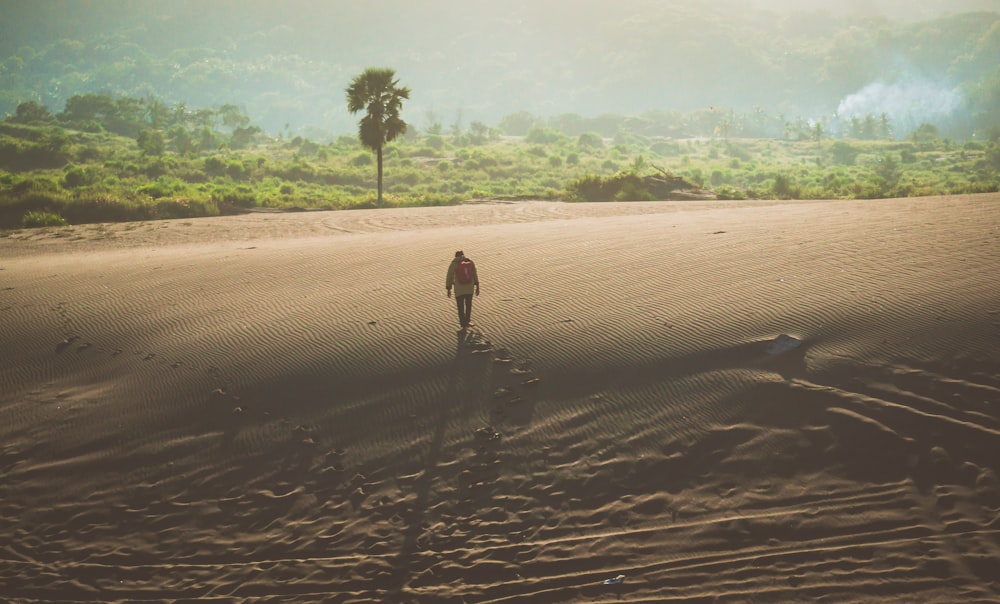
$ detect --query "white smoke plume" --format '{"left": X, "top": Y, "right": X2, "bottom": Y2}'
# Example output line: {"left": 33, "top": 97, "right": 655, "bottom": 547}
{"left": 835, "top": 76, "right": 962, "bottom": 138}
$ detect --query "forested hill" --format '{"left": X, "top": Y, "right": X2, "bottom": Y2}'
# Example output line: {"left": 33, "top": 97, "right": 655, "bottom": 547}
{"left": 1, "top": 0, "right": 999, "bottom": 139}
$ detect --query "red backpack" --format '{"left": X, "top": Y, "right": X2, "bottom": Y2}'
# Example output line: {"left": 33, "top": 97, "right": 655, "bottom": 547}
{"left": 456, "top": 259, "right": 474, "bottom": 284}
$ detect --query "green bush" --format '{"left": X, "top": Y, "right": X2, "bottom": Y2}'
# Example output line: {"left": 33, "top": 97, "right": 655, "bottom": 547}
{"left": 473, "top": 154, "right": 498, "bottom": 168}
{"left": 526, "top": 127, "right": 565, "bottom": 145}
{"left": 137, "top": 176, "right": 188, "bottom": 199}
{"left": 22, "top": 210, "right": 68, "bottom": 227}
{"left": 204, "top": 155, "right": 226, "bottom": 176}
{"left": 871, "top": 153, "right": 902, "bottom": 189}
{"left": 409, "top": 146, "right": 442, "bottom": 158}
{"left": 394, "top": 169, "right": 421, "bottom": 186}
{"left": 11, "top": 175, "right": 61, "bottom": 195}
{"left": 685, "top": 168, "right": 705, "bottom": 187}
{"left": 76, "top": 145, "right": 104, "bottom": 162}
{"left": 650, "top": 141, "right": 680, "bottom": 156}
{"left": 0, "top": 137, "right": 70, "bottom": 170}
{"left": 276, "top": 161, "right": 317, "bottom": 182}
{"left": 62, "top": 164, "right": 97, "bottom": 188}
{"left": 985, "top": 144, "right": 1000, "bottom": 171}
{"left": 773, "top": 174, "right": 797, "bottom": 198}
{"left": 213, "top": 184, "right": 257, "bottom": 209}
{"left": 567, "top": 171, "right": 650, "bottom": 202}
{"left": 714, "top": 185, "right": 747, "bottom": 200}
{"left": 577, "top": 132, "right": 604, "bottom": 151}
{"left": 828, "top": 141, "right": 860, "bottom": 165}
{"left": 726, "top": 143, "right": 753, "bottom": 162}
{"left": 226, "top": 160, "right": 248, "bottom": 180}
{"left": 351, "top": 152, "right": 373, "bottom": 166}
{"left": 616, "top": 178, "right": 654, "bottom": 201}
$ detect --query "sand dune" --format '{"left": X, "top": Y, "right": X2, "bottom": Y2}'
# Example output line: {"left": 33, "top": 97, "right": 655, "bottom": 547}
{"left": 1, "top": 194, "right": 999, "bottom": 602}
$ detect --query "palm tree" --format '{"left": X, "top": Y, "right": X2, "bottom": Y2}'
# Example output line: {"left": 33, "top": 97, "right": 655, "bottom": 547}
{"left": 345, "top": 68, "right": 410, "bottom": 208}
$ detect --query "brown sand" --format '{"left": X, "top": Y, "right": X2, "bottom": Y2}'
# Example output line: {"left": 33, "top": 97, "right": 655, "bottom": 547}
{"left": 1, "top": 194, "right": 999, "bottom": 602}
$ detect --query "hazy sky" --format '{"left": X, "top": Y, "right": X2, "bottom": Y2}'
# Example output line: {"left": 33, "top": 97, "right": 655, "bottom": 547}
{"left": 743, "top": 0, "right": 1000, "bottom": 17}
{"left": 2, "top": 0, "right": 998, "bottom": 134}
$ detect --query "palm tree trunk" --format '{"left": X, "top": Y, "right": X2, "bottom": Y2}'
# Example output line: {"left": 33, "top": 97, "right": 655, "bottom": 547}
{"left": 377, "top": 145, "right": 384, "bottom": 208}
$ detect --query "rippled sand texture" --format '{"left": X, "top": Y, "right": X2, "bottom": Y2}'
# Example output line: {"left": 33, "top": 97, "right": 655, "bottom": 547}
{"left": 2, "top": 195, "right": 999, "bottom": 602}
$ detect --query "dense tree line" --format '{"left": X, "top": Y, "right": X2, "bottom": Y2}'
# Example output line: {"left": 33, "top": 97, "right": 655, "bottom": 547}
{"left": 2, "top": 87, "right": 998, "bottom": 230}
{"left": 6, "top": 93, "right": 262, "bottom": 156}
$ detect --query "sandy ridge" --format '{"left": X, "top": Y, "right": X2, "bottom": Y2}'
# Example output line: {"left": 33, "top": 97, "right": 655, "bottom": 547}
{"left": 1, "top": 194, "right": 999, "bottom": 602}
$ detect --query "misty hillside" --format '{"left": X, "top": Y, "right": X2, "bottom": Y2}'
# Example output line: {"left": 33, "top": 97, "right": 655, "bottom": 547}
{"left": 1, "top": 0, "right": 999, "bottom": 138}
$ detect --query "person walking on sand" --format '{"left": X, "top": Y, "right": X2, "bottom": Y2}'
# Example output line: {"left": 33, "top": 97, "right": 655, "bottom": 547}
{"left": 446, "top": 250, "right": 480, "bottom": 329}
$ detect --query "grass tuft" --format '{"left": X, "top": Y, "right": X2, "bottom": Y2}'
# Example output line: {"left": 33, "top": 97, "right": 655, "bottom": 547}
{"left": 22, "top": 210, "right": 68, "bottom": 228}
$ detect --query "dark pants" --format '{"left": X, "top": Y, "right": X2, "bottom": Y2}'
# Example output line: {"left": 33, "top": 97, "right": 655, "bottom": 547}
{"left": 455, "top": 294, "right": 473, "bottom": 327}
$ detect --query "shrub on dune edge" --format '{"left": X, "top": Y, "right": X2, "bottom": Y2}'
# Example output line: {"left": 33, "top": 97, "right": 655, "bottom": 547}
{"left": 22, "top": 210, "right": 68, "bottom": 227}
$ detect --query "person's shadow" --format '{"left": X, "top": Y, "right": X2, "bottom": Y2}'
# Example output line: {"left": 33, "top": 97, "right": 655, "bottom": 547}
{"left": 382, "top": 327, "right": 494, "bottom": 599}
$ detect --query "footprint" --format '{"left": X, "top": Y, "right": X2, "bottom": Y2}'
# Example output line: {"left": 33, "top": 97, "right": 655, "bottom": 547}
{"left": 55, "top": 336, "right": 79, "bottom": 354}
{"left": 475, "top": 426, "right": 502, "bottom": 441}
